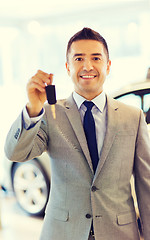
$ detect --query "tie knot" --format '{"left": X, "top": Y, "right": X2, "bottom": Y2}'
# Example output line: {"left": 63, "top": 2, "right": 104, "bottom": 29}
{"left": 83, "top": 101, "right": 94, "bottom": 111}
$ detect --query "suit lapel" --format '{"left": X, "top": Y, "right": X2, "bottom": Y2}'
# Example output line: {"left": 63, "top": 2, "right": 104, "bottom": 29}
{"left": 65, "top": 95, "right": 94, "bottom": 173}
{"left": 93, "top": 96, "right": 119, "bottom": 181}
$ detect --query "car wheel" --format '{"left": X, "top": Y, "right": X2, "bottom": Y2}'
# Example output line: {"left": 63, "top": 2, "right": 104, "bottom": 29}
{"left": 12, "top": 159, "right": 50, "bottom": 216}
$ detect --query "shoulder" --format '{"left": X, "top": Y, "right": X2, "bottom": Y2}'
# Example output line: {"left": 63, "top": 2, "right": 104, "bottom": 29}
{"left": 106, "top": 95, "right": 144, "bottom": 129}
{"left": 107, "top": 95, "right": 142, "bottom": 115}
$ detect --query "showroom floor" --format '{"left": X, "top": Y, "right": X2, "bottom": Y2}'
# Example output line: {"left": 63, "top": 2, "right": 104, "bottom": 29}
{"left": 0, "top": 194, "right": 43, "bottom": 240}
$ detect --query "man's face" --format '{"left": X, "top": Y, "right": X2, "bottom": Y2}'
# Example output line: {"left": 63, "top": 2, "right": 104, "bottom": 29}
{"left": 66, "top": 40, "right": 111, "bottom": 100}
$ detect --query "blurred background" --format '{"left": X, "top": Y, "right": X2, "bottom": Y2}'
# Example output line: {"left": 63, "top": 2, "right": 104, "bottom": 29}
{"left": 1, "top": 0, "right": 150, "bottom": 159}
{"left": 0, "top": 0, "right": 149, "bottom": 239}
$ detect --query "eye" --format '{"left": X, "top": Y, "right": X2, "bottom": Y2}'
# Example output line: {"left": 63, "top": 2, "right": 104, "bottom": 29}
{"left": 93, "top": 57, "right": 101, "bottom": 61}
{"left": 75, "top": 57, "right": 83, "bottom": 61}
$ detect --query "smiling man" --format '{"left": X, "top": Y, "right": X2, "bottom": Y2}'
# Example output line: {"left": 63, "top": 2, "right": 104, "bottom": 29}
{"left": 66, "top": 39, "right": 111, "bottom": 100}
{"left": 5, "top": 28, "right": 150, "bottom": 240}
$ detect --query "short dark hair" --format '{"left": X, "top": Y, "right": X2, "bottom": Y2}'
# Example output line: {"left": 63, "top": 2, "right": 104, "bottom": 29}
{"left": 66, "top": 27, "right": 109, "bottom": 62}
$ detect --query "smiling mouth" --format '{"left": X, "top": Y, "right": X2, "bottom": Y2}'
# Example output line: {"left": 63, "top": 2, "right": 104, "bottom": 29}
{"left": 80, "top": 75, "right": 97, "bottom": 79}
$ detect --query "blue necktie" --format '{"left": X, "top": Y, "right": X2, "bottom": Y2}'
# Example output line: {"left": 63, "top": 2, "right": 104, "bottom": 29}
{"left": 83, "top": 101, "right": 99, "bottom": 173}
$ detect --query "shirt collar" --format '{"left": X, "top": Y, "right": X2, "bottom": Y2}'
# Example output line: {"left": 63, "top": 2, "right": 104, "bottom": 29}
{"left": 73, "top": 91, "right": 106, "bottom": 113}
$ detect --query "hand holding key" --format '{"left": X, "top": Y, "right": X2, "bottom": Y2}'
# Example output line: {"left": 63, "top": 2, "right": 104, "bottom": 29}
{"left": 26, "top": 70, "right": 54, "bottom": 117}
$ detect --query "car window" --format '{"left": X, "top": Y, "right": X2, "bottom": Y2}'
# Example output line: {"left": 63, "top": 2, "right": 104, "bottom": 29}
{"left": 116, "top": 92, "right": 150, "bottom": 125}
{"left": 143, "top": 93, "right": 150, "bottom": 112}
{"left": 144, "top": 94, "right": 150, "bottom": 124}
{"left": 116, "top": 94, "right": 141, "bottom": 109}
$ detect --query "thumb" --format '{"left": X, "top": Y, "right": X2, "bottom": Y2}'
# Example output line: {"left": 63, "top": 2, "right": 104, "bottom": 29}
{"left": 49, "top": 73, "right": 54, "bottom": 85}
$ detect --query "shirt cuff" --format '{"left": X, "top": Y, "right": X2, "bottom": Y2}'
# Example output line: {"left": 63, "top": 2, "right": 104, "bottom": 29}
{"left": 22, "top": 106, "right": 45, "bottom": 130}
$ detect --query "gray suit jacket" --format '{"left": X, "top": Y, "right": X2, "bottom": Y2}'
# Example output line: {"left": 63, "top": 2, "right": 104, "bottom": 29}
{"left": 5, "top": 94, "right": 150, "bottom": 240}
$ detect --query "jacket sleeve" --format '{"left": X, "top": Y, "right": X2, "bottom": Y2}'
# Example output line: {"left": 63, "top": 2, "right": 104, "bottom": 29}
{"left": 4, "top": 111, "right": 49, "bottom": 162}
{"left": 134, "top": 110, "right": 150, "bottom": 240}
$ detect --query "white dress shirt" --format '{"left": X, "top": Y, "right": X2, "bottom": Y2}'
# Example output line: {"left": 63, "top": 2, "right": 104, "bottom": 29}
{"left": 73, "top": 91, "right": 107, "bottom": 159}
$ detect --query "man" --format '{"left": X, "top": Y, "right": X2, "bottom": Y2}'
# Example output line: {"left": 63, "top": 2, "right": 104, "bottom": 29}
{"left": 5, "top": 28, "right": 150, "bottom": 240}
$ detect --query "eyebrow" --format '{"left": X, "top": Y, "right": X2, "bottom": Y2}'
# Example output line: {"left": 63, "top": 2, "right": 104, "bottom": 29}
{"left": 92, "top": 53, "right": 102, "bottom": 56}
{"left": 73, "top": 53, "right": 102, "bottom": 58}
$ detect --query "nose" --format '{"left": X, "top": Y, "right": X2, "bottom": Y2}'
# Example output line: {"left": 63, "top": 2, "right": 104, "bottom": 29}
{"left": 83, "top": 59, "right": 93, "bottom": 71}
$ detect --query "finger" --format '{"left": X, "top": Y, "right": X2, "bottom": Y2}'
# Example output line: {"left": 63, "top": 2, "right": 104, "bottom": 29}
{"left": 31, "top": 76, "right": 46, "bottom": 88}
{"left": 48, "top": 73, "right": 54, "bottom": 85}
{"left": 27, "top": 80, "right": 46, "bottom": 93}
{"left": 37, "top": 69, "right": 50, "bottom": 78}
{"left": 35, "top": 70, "right": 51, "bottom": 85}
{"left": 35, "top": 73, "right": 50, "bottom": 85}
{"left": 31, "top": 73, "right": 51, "bottom": 89}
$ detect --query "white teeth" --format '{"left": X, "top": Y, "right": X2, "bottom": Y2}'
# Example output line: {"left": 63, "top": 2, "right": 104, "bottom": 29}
{"left": 81, "top": 75, "right": 95, "bottom": 78}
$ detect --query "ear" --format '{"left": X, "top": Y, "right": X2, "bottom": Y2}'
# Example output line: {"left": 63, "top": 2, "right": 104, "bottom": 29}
{"left": 106, "top": 60, "right": 111, "bottom": 75}
{"left": 65, "top": 62, "right": 70, "bottom": 76}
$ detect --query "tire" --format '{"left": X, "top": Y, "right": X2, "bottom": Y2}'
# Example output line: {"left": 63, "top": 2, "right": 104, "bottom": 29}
{"left": 12, "top": 159, "right": 50, "bottom": 216}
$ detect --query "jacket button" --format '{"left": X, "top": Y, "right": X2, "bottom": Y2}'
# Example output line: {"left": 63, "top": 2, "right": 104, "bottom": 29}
{"left": 91, "top": 186, "right": 98, "bottom": 192}
{"left": 85, "top": 214, "right": 92, "bottom": 219}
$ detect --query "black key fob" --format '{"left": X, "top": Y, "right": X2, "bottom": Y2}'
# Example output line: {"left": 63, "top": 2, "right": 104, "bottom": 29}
{"left": 45, "top": 85, "right": 57, "bottom": 105}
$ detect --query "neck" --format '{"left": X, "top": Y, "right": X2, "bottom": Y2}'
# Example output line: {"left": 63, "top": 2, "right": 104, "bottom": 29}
{"left": 75, "top": 90, "right": 103, "bottom": 100}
